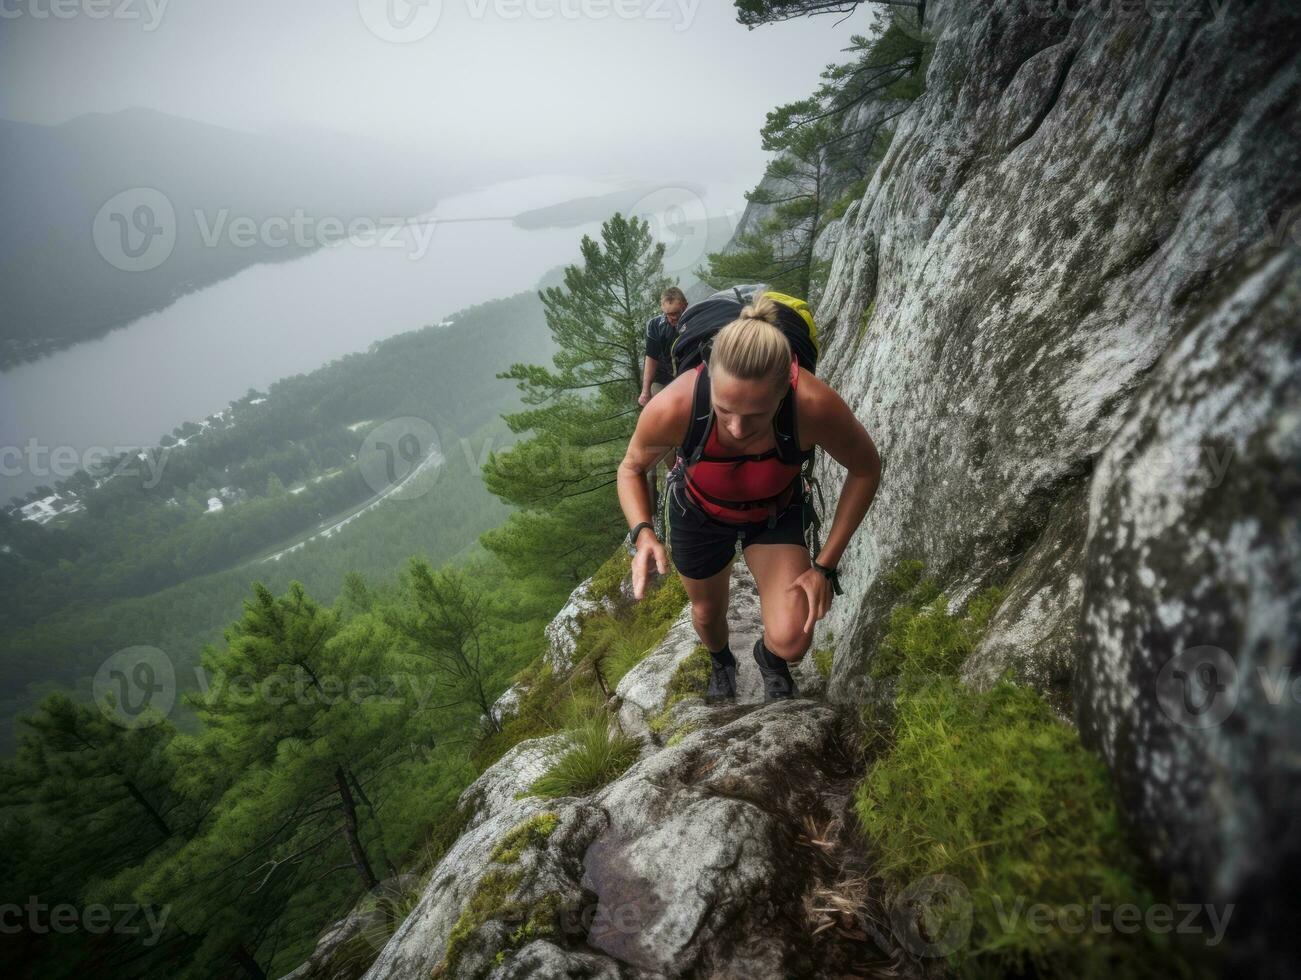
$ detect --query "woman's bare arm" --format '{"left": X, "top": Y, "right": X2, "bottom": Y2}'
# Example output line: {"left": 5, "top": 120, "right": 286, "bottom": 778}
{"left": 800, "top": 374, "right": 882, "bottom": 569}
{"left": 617, "top": 376, "right": 691, "bottom": 597}
{"left": 618, "top": 376, "right": 690, "bottom": 530}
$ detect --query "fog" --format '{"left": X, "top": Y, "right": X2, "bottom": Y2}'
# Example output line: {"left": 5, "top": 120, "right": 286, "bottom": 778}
{"left": 1, "top": 1, "right": 878, "bottom": 504}
{"left": 1, "top": 0, "right": 868, "bottom": 187}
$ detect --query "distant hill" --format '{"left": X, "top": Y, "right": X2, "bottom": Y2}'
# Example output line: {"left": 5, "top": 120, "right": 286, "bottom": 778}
{"left": 0, "top": 108, "right": 470, "bottom": 366}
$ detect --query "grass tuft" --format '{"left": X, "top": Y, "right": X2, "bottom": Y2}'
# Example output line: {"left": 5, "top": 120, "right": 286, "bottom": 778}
{"left": 525, "top": 717, "right": 641, "bottom": 800}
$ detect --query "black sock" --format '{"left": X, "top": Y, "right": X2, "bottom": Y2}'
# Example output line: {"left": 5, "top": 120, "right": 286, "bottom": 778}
{"left": 708, "top": 643, "right": 735, "bottom": 667}
{"left": 756, "top": 638, "right": 791, "bottom": 673}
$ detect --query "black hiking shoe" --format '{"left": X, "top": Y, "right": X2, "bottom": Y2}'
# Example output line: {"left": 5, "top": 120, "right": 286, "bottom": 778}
{"left": 753, "top": 637, "right": 798, "bottom": 701}
{"left": 705, "top": 651, "right": 737, "bottom": 704}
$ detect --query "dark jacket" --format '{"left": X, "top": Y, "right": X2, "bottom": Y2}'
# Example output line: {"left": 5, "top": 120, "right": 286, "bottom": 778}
{"left": 644, "top": 313, "right": 679, "bottom": 386}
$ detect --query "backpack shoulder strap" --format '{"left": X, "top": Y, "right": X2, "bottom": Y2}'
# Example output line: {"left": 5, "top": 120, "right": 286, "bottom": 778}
{"left": 681, "top": 362, "right": 714, "bottom": 466}
{"left": 773, "top": 356, "right": 811, "bottom": 466}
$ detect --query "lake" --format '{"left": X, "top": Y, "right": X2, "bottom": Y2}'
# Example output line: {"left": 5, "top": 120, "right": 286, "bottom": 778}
{"left": 1, "top": 175, "right": 739, "bottom": 503}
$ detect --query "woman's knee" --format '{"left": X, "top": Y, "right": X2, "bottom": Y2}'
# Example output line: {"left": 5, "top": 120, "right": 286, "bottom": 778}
{"left": 764, "top": 621, "right": 813, "bottom": 662}
{"left": 691, "top": 596, "right": 728, "bottom": 629}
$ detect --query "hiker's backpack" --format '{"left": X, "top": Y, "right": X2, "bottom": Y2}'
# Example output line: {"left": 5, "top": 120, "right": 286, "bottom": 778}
{"left": 660, "top": 286, "right": 836, "bottom": 578}
{"left": 670, "top": 284, "right": 820, "bottom": 378}
{"left": 669, "top": 284, "right": 821, "bottom": 477}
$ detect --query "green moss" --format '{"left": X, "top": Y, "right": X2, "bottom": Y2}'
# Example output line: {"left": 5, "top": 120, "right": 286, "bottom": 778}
{"left": 525, "top": 717, "right": 641, "bottom": 800}
{"left": 857, "top": 301, "right": 875, "bottom": 342}
{"left": 647, "top": 645, "right": 712, "bottom": 743}
{"left": 813, "top": 647, "right": 835, "bottom": 679}
{"left": 578, "top": 570, "right": 687, "bottom": 693}
{"left": 473, "top": 547, "right": 686, "bottom": 779}
{"left": 868, "top": 561, "right": 998, "bottom": 682}
{"left": 435, "top": 872, "right": 565, "bottom": 978}
{"left": 472, "top": 661, "right": 575, "bottom": 773}
{"left": 854, "top": 563, "right": 1210, "bottom": 979}
{"left": 586, "top": 548, "right": 631, "bottom": 606}
{"left": 506, "top": 891, "right": 562, "bottom": 946}
{"left": 490, "top": 811, "right": 559, "bottom": 865}
{"left": 854, "top": 675, "right": 1204, "bottom": 978}
{"left": 434, "top": 867, "right": 524, "bottom": 978}
{"left": 665, "top": 722, "right": 699, "bottom": 747}
{"left": 647, "top": 705, "right": 673, "bottom": 736}
{"left": 664, "top": 644, "right": 711, "bottom": 705}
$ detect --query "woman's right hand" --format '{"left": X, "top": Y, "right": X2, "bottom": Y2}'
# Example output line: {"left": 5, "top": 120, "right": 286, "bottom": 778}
{"left": 632, "top": 535, "right": 669, "bottom": 599}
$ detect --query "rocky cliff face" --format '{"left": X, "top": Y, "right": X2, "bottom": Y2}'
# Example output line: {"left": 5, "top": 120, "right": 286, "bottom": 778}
{"left": 283, "top": 2, "right": 1297, "bottom": 977}
{"left": 810, "top": 0, "right": 1298, "bottom": 969}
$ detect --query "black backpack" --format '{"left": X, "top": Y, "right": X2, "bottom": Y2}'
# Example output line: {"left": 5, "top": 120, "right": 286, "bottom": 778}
{"left": 670, "top": 284, "right": 819, "bottom": 377}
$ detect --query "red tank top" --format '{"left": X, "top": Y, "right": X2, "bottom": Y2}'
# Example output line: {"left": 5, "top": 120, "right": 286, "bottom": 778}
{"left": 682, "top": 357, "right": 804, "bottom": 524}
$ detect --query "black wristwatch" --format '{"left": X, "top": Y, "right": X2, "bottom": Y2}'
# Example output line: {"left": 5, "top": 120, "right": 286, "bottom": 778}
{"left": 812, "top": 558, "right": 844, "bottom": 596}
{"left": 627, "top": 521, "right": 657, "bottom": 553}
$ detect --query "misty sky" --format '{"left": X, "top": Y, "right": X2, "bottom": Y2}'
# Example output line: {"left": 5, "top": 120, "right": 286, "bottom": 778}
{"left": 1, "top": 0, "right": 875, "bottom": 188}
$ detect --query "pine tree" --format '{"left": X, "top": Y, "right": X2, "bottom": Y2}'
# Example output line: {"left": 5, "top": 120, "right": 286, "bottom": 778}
{"left": 483, "top": 213, "right": 670, "bottom": 582}
{"left": 0, "top": 694, "right": 203, "bottom": 976}
{"left": 703, "top": 6, "right": 932, "bottom": 298}
{"left": 134, "top": 582, "right": 424, "bottom": 977}
{"left": 385, "top": 558, "right": 500, "bottom": 734}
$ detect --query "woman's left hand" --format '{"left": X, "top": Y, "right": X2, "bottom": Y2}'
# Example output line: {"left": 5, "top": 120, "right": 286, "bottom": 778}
{"left": 788, "top": 566, "right": 833, "bottom": 634}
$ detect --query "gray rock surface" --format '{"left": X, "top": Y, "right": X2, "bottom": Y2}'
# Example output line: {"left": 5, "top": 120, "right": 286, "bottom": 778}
{"left": 487, "top": 682, "right": 529, "bottom": 727}
{"left": 360, "top": 699, "right": 883, "bottom": 980}
{"left": 808, "top": 0, "right": 1299, "bottom": 969}
{"left": 544, "top": 574, "right": 616, "bottom": 673}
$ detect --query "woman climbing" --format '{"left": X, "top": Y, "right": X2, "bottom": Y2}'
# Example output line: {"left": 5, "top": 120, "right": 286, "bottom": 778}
{"left": 616, "top": 294, "right": 882, "bottom": 702}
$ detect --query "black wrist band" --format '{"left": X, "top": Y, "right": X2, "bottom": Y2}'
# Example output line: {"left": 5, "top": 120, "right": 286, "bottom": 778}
{"left": 628, "top": 521, "right": 656, "bottom": 547}
{"left": 812, "top": 559, "right": 844, "bottom": 596}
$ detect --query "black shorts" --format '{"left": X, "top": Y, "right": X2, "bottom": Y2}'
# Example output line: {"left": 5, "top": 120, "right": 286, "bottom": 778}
{"left": 667, "top": 473, "right": 809, "bottom": 580}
